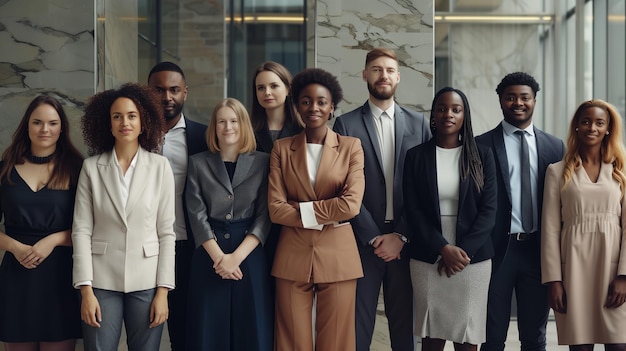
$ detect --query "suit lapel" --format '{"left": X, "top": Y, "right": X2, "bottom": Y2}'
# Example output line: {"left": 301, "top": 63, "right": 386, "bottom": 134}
{"left": 393, "top": 104, "right": 405, "bottom": 167}
{"left": 492, "top": 124, "right": 512, "bottom": 204}
{"left": 97, "top": 151, "right": 127, "bottom": 222}
{"left": 534, "top": 128, "right": 549, "bottom": 173}
{"left": 360, "top": 104, "right": 384, "bottom": 172}
{"left": 289, "top": 132, "right": 317, "bottom": 200}
{"left": 232, "top": 153, "right": 253, "bottom": 189}
{"left": 206, "top": 152, "right": 233, "bottom": 194}
{"left": 424, "top": 141, "right": 441, "bottom": 216}
{"left": 314, "top": 128, "right": 340, "bottom": 196}
{"left": 126, "top": 148, "right": 151, "bottom": 216}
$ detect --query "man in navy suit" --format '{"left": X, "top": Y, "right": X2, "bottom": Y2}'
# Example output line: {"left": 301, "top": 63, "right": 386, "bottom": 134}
{"left": 333, "top": 48, "right": 431, "bottom": 351}
{"left": 477, "top": 72, "right": 565, "bottom": 351}
{"left": 148, "top": 62, "right": 208, "bottom": 351}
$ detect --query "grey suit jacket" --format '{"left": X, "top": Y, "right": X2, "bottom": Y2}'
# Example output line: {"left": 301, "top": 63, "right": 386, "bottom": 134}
{"left": 333, "top": 101, "right": 432, "bottom": 245}
{"left": 185, "top": 150, "right": 271, "bottom": 247}
{"left": 72, "top": 147, "right": 176, "bottom": 292}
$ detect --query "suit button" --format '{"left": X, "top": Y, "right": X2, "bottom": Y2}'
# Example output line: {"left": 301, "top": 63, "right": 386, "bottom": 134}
{"left": 224, "top": 233, "right": 231, "bottom": 239}
{"left": 225, "top": 213, "right": 232, "bottom": 220}
{"left": 121, "top": 226, "right": 127, "bottom": 233}
{"left": 228, "top": 195, "right": 233, "bottom": 200}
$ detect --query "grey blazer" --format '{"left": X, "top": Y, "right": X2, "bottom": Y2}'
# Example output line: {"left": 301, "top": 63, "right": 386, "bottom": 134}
{"left": 72, "top": 147, "right": 176, "bottom": 292}
{"left": 185, "top": 150, "right": 271, "bottom": 247}
{"left": 333, "top": 101, "right": 432, "bottom": 245}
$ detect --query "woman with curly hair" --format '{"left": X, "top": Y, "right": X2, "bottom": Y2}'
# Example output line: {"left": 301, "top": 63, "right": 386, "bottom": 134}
{"left": 268, "top": 68, "right": 365, "bottom": 350}
{"left": 542, "top": 99, "right": 626, "bottom": 350}
{"left": 0, "top": 95, "right": 83, "bottom": 351}
{"left": 72, "top": 83, "right": 175, "bottom": 351}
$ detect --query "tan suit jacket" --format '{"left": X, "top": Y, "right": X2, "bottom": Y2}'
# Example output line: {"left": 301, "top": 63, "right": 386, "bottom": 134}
{"left": 72, "top": 147, "right": 176, "bottom": 292}
{"left": 268, "top": 128, "right": 365, "bottom": 283}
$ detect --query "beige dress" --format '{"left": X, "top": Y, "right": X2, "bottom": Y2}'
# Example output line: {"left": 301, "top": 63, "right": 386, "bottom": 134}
{"left": 542, "top": 161, "right": 626, "bottom": 345}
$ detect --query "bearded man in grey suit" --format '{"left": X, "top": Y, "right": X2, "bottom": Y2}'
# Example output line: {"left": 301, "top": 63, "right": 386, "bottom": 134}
{"left": 333, "top": 48, "right": 431, "bottom": 351}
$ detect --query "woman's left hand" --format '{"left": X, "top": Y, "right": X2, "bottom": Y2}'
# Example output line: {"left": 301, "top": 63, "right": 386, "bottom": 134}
{"left": 214, "top": 254, "right": 243, "bottom": 280}
{"left": 149, "top": 287, "right": 169, "bottom": 328}
{"left": 605, "top": 275, "right": 626, "bottom": 308}
{"left": 25, "top": 236, "right": 57, "bottom": 267}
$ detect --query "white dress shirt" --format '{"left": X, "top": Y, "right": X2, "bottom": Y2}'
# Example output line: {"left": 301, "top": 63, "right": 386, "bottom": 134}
{"left": 162, "top": 116, "right": 189, "bottom": 241}
{"left": 502, "top": 120, "right": 539, "bottom": 233}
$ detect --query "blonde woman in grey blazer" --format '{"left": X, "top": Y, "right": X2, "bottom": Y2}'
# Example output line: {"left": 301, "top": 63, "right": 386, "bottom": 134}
{"left": 185, "top": 98, "right": 272, "bottom": 351}
{"left": 72, "top": 83, "right": 175, "bottom": 351}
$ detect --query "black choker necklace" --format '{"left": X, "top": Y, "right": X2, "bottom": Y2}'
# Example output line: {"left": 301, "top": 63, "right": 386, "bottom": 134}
{"left": 27, "top": 152, "right": 55, "bottom": 164}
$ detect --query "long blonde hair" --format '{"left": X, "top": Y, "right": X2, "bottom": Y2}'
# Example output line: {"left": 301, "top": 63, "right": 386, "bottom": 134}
{"left": 562, "top": 99, "right": 626, "bottom": 196}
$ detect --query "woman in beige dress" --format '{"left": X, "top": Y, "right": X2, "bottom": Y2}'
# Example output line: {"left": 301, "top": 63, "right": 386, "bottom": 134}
{"left": 542, "top": 99, "right": 626, "bottom": 351}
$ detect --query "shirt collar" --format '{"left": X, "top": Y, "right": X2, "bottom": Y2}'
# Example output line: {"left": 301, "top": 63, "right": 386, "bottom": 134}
{"left": 502, "top": 120, "right": 534, "bottom": 137}
{"left": 368, "top": 100, "right": 395, "bottom": 120}
{"left": 170, "top": 114, "right": 187, "bottom": 130}
{"left": 112, "top": 147, "right": 139, "bottom": 170}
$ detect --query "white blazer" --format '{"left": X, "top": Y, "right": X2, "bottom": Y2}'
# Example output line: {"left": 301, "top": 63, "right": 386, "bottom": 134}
{"left": 72, "top": 147, "right": 176, "bottom": 292}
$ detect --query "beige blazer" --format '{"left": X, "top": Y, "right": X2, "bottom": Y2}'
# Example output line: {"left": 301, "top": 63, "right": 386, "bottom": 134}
{"left": 72, "top": 147, "right": 176, "bottom": 293}
{"left": 268, "top": 128, "right": 365, "bottom": 283}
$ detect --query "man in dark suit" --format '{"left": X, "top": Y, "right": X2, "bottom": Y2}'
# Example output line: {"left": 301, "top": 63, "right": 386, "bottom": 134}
{"left": 477, "top": 72, "right": 565, "bottom": 351}
{"left": 333, "top": 48, "right": 431, "bottom": 351}
{"left": 148, "top": 62, "right": 208, "bottom": 351}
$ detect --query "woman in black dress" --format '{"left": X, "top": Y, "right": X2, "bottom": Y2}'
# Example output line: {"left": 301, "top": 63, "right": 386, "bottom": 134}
{"left": 0, "top": 95, "right": 83, "bottom": 351}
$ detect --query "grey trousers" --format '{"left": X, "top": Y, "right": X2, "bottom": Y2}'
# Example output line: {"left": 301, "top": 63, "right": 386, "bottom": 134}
{"left": 81, "top": 288, "right": 164, "bottom": 351}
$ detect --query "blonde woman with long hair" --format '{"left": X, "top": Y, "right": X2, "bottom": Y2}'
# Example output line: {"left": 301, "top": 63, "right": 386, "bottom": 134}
{"left": 542, "top": 99, "right": 626, "bottom": 351}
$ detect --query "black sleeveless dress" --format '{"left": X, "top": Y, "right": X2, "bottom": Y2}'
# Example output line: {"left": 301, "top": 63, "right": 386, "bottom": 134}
{"left": 0, "top": 167, "right": 81, "bottom": 342}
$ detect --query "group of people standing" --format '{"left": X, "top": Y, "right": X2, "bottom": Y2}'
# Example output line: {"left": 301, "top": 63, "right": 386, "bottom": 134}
{"left": 0, "top": 47, "right": 624, "bottom": 351}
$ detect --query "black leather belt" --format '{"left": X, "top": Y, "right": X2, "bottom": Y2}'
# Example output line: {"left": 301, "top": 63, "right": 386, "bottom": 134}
{"left": 509, "top": 232, "right": 534, "bottom": 241}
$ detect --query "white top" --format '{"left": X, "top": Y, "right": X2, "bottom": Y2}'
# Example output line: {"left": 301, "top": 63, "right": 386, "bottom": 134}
{"left": 300, "top": 143, "right": 324, "bottom": 230}
{"left": 436, "top": 146, "right": 461, "bottom": 216}
{"left": 112, "top": 147, "right": 138, "bottom": 207}
{"left": 162, "top": 115, "right": 189, "bottom": 240}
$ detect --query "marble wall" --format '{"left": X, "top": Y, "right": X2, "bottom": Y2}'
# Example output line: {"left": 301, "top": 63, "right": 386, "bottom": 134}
{"left": 444, "top": 0, "right": 546, "bottom": 135}
{"left": 316, "top": 0, "right": 434, "bottom": 116}
{"left": 0, "top": 0, "right": 95, "bottom": 155}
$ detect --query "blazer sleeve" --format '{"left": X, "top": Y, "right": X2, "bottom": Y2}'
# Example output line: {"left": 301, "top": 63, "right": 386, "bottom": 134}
{"left": 268, "top": 143, "right": 303, "bottom": 227}
{"left": 268, "top": 139, "right": 365, "bottom": 227}
{"left": 311, "top": 139, "right": 365, "bottom": 223}
{"left": 155, "top": 158, "right": 176, "bottom": 287}
{"left": 457, "top": 146, "right": 497, "bottom": 259}
{"left": 72, "top": 161, "right": 95, "bottom": 285}
{"left": 402, "top": 147, "right": 448, "bottom": 256}
{"left": 185, "top": 156, "right": 216, "bottom": 247}
{"left": 541, "top": 163, "right": 563, "bottom": 283}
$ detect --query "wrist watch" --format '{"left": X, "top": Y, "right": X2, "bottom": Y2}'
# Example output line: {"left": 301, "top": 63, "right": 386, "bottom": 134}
{"left": 396, "top": 233, "right": 409, "bottom": 243}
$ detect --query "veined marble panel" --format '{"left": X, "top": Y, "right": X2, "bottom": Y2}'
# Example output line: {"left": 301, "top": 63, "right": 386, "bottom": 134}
{"left": 316, "top": 0, "right": 433, "bottom": 115}
{"left": 0, "top": 0, "right": 95, "bottom": 155}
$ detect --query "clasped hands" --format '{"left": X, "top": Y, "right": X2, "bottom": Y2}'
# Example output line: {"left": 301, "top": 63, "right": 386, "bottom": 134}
{"left": 372, "top": 233, "right": 405, "bottom": 262}
{"left": 437, "top": 244, "right": 470, "bottom": 277}
{"left": 213, "top": 253, "right": 244, "bottom": 280}
{"left": 13, "top": 237, "right": 56, "bottom": 269}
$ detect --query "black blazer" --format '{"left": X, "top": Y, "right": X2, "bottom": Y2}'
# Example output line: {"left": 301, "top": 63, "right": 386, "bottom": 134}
{"left": 333, "top": 101, "right": 432, "bottom": 245}
{"left": 181, "top": 118, "right": 208, "bottom": 247}
{"left": 403, "top": 139, "right": 497, "bottom": 264}
{"left": 476, "top": 123, "right": 564, "bottom": 270}
{"left": 255, "top": 124, "right": 303, "bottom": 154}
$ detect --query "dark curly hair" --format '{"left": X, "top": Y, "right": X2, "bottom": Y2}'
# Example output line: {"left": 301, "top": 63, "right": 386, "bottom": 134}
{"left": 81, "top": 83, "right": 166, "bottom": 155}
{"left": 496, "top": 72, "right": 541, "bottom": 97}
{"left": 291, "top": 68, "right": 343, "bottom": 109}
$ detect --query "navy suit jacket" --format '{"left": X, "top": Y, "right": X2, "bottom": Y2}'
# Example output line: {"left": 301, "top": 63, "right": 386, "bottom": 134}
{"left": 403, "top": 139, "right": 497, "bottom": 264}
{"left": 181, "top": 118, "right": 208, "bottom": 246}
{"left": 476, "top": 123, "right": 564, "bottom": 270}
{"left": 333, "top": 101, "right": 432, "bottom": 246}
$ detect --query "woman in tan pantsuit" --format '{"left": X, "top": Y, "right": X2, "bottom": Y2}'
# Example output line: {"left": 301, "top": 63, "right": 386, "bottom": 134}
{"left": 268, "top": 68, "right": 365, "bottom": 351}
{"left": 542, "top": 99, "right": 626, "bottom": 351}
